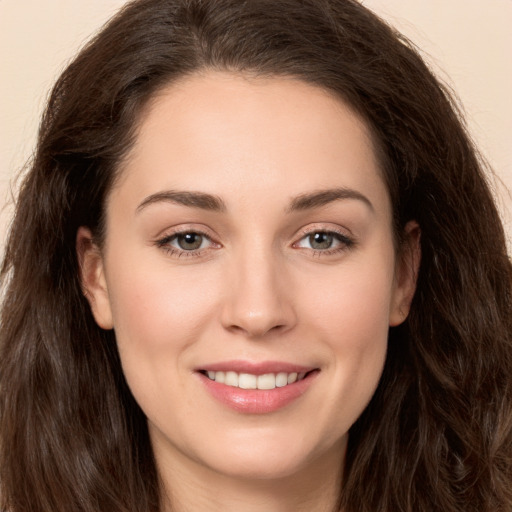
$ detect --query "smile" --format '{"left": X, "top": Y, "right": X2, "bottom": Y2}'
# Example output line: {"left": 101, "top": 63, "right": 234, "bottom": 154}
{"left": 202, "top": 371, "right": 308, "bottom": 390}
{"left": 197, "top": 363, "right": 320, "bottom": 414}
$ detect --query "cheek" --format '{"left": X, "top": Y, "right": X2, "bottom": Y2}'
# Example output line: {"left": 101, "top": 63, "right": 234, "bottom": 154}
{"left": 104, "top": 260, "right": 223, "bottom": 422}
{"left": 316, "top": 279, "right": 391, "bottom": 369}
{"left": 303, "top": 257, "right": 395, "bottom": 344}
{"left": 108, "top": 262, "right": 219, "bottom": 351}
{"left": 298, "top": 256, "right": 394, "bottom": 419}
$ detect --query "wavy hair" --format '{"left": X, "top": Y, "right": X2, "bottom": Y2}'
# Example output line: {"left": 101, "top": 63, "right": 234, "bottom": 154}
{"left": 1, "top": 0, "right": 511, "bottom": 510}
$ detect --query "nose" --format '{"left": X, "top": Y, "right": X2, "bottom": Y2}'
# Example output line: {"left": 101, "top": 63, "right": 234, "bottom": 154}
{"left": 220, "top": 246, "right": 297, "bottom": 338}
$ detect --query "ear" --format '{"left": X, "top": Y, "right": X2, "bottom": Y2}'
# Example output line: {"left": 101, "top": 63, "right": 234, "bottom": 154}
{"left": 389, "top": 220, "right": 421, "bottom": 326}
{"left": 76, "top": 226, "right": 114, "bottom": 330}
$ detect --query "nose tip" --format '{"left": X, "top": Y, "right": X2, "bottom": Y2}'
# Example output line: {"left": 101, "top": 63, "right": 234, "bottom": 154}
{"left": 220, "top": 261, "right": 296, "bottom": 339}
{"left": 223, "top": 306, "right": 292, "bottom": 338}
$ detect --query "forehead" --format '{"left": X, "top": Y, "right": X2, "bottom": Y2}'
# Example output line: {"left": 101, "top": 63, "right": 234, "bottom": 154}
{"left": 110, "top": 71, "right": 389, "bottom": 217}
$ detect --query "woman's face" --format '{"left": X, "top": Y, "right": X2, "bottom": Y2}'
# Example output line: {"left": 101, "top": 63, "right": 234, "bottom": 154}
{"left": 80, "top": 72, "right": 418, "bottom": 482}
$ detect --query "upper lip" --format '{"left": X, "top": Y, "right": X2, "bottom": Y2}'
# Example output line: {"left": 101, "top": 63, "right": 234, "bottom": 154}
{"left": 197, "top": 360, "right": 317, "bottom": 375}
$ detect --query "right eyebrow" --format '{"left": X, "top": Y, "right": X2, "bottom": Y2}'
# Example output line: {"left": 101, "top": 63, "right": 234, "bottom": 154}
{"left": 136, "top": 190, "right": 227, "bottom": 214}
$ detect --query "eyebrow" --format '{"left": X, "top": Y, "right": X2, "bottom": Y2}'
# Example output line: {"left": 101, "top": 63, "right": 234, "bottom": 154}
{"left": 136, "top": 190, "right": 227, "bottom": 213}
{"left": 286, "top": 188, "right": 374, "bottom": 213}
{"left": 136, "top": 187, "right": 373, "bottom": 215}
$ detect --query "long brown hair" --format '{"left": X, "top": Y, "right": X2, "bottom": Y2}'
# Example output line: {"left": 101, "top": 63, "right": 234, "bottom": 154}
{"left": 1, "top": 1, "right": 511, "bottom": 510}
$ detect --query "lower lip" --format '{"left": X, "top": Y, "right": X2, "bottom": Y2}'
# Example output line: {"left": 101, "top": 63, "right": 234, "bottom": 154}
{"left": 198, "top": 371, "right": 319, "bottom": 414}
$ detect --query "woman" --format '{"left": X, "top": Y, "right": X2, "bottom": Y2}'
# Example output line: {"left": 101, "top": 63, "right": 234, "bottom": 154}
{"left": 1, "top": 0, "right": 511, "bottom": 510}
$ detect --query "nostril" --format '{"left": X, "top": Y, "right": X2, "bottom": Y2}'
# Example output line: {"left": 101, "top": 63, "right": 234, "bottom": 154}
{"left": 225, "top": 322, "right": 289, "bottom": 338}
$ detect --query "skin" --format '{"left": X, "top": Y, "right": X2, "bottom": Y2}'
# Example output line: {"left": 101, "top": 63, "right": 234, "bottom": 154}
{"left": 79, "top": 71, "right": 420, "bottom": 512}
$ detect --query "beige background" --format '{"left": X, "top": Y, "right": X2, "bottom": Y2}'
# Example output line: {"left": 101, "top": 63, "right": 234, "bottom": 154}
{"left": 1, "top": 0, "right": 511, "bottom": 247}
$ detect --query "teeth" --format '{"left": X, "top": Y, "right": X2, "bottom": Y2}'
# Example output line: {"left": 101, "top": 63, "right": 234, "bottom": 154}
{"left": 257, "top": 373, "right": 276, "bottom": 390}
{"left": 275, "top": 372, "right": 288, "bottom": 387}
{"left": 287, "top": 372, "right": 298, "bottom": 384}
{"left": 204, "top": 370, "right": 309, "bottom": 390}
{"left": 239, "top": 373, "right": 257, "bottom": 389}
{"left": 224, "top": 371, "right": 238, "bottom": 387}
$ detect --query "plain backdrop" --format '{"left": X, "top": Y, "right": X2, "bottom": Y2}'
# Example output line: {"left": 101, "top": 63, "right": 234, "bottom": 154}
{"left": 1, "top": 0, "right": 511, "bottom": 246}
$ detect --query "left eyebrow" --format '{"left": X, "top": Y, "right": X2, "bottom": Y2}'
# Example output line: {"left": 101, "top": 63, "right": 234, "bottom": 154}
{"left": 286, "top": 188, "right": 374, "bottom": 213}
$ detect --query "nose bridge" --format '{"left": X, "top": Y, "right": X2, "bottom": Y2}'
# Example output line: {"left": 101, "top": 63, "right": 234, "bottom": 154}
{"left": 221, "top": 238, "right": 295, "bottom": 337}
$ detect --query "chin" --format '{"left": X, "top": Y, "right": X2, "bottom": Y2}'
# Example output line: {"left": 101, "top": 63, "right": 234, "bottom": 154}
{"left": 192, "top": 427, "right": 347, "bottom": 482}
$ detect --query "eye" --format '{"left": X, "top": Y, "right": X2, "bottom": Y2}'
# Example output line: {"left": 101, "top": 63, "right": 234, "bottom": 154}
{"left": 294, "top": 230, "right": 354, "bottom": 252}
{"left": 156, "top": 230, "right": 216, "bottom": 256}
{"left": 304, "top": 232, "right": 336, "bottom": 250}
{"left": 171, "top": 232, "right": 209, "bottom": 251}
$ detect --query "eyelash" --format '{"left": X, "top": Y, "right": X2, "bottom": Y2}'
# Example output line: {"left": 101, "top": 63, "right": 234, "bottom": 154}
{"left": 155, "top": 227, "right": 355, "bottom": 259}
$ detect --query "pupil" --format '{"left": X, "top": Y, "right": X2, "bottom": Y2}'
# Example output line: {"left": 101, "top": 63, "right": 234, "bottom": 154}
{"left": 310, "top": 232, "right": 333, "bottom": 250}
{"left": 178, "top": 233, "right": 202, "bottom": 250}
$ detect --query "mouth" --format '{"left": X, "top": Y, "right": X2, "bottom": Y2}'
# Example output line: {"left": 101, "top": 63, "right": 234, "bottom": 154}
{"left": 198, "top": 369, "right": 316, "bottom": 390}
{"left": 196, "top": 362, "right": 320, "bottom": 414}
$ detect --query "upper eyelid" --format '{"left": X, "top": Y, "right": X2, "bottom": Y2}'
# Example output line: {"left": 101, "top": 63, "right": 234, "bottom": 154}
{"left": 294, "top": 223, "right": 354, "bottom": 240}
{"left": 294, "top": 231, "right": 353, "bottom": 246}
{"left": 155, "top": 224, "right": 218, "bottom": 242}
{"left": 297, "top": 229, "right": 350, "bottom": 239}
{"left": 157, "top": 231, "right": 216, "bottom": 248}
